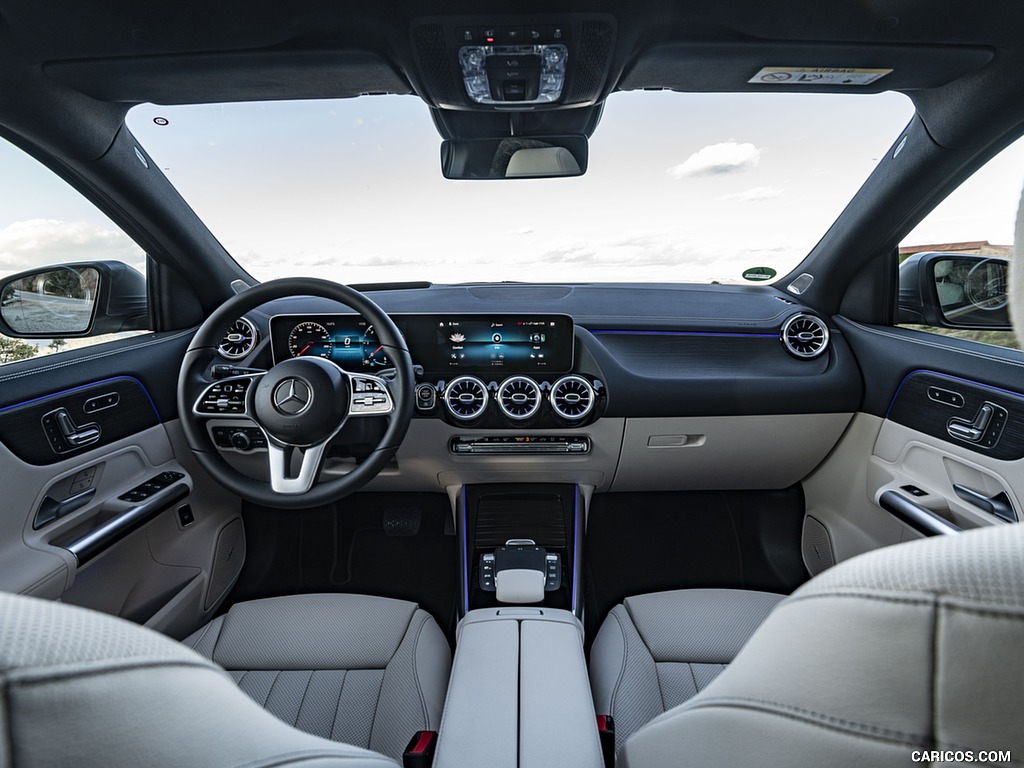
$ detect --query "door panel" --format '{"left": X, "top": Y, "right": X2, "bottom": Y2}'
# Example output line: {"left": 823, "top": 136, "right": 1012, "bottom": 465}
{"left": 834, "top": 318, "right": 1024, "bottom": 416}
{"left": 818, "top": 318, "right": 1024, "bottom": 559}
{"left": 801, "top": 412, "right": 909, "bottom": 573}
{"left": 0, "top": 332, "right": 244, "bottom": 639}
{"left": 870, "top": 420, "right": 1020, "bottom": 529}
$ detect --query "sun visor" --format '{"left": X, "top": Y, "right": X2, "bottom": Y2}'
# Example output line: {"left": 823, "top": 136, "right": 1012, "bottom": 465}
{"left": 619, "top": 41, "right": 993, "bottom": 94}
{"left": 44, "top": 50, "right": 412, "bottom": 104}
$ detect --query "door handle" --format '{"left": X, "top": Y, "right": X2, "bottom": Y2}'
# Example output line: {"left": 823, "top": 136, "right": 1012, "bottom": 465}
{"left": 879, "top": 490, "right": 961, "bottom": 537}
{"left": 952, "top": 483, "right": 1017, "bottom": 523}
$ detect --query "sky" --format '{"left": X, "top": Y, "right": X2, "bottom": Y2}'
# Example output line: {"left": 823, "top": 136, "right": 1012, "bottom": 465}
{"left": 2, "top": 89, "right": 1024, "bottom": 289}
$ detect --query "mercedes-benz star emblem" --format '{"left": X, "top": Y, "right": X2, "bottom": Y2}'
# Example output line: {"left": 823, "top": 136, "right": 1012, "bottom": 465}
{"left": 272, "top": 378, "right": 312, "bottom": 416}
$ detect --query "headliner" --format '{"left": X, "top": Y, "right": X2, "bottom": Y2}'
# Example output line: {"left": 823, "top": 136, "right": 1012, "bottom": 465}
{"left": 1, "top": 0, "right": 1023, "bottom": 160}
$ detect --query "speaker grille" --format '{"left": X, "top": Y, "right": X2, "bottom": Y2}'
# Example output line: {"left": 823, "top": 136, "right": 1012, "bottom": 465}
{"left": 205, "top": 518, "right": 245, "bottom": 610}
{"left": 802, "top": 515, "right": 835, "bottom": 576}
{"left": 413, "top": 24, "right": 461, "bottom": 106}
{"left": 565, "top": 20, "right": 614, "bottom": 103}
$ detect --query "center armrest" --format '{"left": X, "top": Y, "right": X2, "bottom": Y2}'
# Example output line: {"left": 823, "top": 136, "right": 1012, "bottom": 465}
{"left": 435, "top": 608, "right": 603, "bottom": 768}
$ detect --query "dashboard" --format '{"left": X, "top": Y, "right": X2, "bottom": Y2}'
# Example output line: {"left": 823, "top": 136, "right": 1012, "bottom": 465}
{"left": 207, "top": 284, "right": 862, "bottom": 488}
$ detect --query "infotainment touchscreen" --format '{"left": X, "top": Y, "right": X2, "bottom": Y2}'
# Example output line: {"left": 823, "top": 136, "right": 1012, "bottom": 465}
{"left": 412, "top": 315, "right": 572, "bottom": 373}
{"left": 270, "top": 313, "right": 574, "bottom": 374}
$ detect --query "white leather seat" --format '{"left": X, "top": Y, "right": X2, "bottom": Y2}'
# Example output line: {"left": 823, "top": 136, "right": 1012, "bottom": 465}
{"left": 589, "top": 587, "right": 784, "bottom": 751}
{"left": 183, "top": 593, "right": 451, "bottom": 762}
{"left": 607, "top": 523, "right": 1024, "bottom": 767}
{"left": 0, "top": 591, "right": 449, "bottom": 767}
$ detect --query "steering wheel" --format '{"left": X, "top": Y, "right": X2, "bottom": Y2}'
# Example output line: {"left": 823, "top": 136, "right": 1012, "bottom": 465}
{"left": 177, "top": 278, "right": 414, "bottom": 509}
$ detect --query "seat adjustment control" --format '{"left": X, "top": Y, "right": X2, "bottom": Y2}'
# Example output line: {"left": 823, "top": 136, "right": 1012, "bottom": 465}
{"left": 42, "top": 408, "right": 101, "bottom": 453}
{"left": 947, "top": 401, "right": 1007, "bottom": 447}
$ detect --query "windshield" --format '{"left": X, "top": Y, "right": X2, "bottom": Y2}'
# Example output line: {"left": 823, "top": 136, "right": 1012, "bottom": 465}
{"left": 126, "top": 90, "right": 914, "bottom": 285}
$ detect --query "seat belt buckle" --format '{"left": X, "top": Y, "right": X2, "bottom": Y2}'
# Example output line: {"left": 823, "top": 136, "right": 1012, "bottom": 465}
{"left": 403, "top": 730, "right": 438, "bottom": 768}
{"left": 597, "top": 715, "right": 615, "bottom": 768}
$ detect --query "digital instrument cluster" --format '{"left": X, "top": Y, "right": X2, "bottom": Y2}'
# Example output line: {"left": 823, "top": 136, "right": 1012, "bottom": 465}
{"left": 269, "top": 313, "right": 574, "bottom": 374}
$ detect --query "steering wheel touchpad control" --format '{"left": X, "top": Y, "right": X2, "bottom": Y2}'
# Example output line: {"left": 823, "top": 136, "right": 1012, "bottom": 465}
{"left": 479, "top": 539, "right": 561, "bottom": 593}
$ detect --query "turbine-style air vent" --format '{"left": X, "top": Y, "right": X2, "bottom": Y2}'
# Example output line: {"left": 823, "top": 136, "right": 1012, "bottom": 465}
{"left": 444, "top": 376, "right": 489, "bottom": 420}
{"left": 218, "top": 317, "right": 259, "bottom": 360}
{"left": 781, "top": 314, "right": 830, "bottom": 359}
{"left": 550, "top": 375, "right": 595, "bottom": 421}
{"left": 498, "top": 376, "right": 541, "bottom": 420}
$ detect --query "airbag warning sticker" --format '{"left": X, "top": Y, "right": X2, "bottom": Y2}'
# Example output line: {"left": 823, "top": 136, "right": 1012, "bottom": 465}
{"left": 749, "top": 67, "right": 892, "bottom": 85}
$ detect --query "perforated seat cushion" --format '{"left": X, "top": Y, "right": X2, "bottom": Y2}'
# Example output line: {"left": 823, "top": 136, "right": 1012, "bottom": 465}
{"left": 0, "top": 592, "right": 402, "bottom": 768}
{"left": 183, "top": 593, "right": 451, "bottom": 762}
{"left": 589, "top": 588, "right": 784, "bottom": 751}
{"left": 618, "top": 524, "right": 1024, "bottom": 768}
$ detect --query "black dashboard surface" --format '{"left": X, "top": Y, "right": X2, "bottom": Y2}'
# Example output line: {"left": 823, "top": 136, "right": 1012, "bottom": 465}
{"left": 247, "top": 283, "right": 863, "bottom": 418}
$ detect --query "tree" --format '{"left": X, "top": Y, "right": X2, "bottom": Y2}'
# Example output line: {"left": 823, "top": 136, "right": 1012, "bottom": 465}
{"left": 0, "top": 336, "right": 39, "bottom": 364}
{"left": 47, "top": 338, "right": 67, "bottom": 354}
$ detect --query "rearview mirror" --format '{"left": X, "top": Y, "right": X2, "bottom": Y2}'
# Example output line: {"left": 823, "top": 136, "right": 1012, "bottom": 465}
{"left": 0, "top": 261, "right": 147, "bottom": 338}
{"left": 898, "top": 252, "right": 1011, "bottom": 329}
{"left": 440, "top": 135, "right": 588, "bottom": 180}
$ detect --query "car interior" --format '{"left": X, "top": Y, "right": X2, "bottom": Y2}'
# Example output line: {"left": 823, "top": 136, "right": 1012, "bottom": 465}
{"left": 1, "top": 1, "right": 1024, "bottom": 767}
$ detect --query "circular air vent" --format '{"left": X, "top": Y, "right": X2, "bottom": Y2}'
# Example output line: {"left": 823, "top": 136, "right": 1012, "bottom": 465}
{"left": 550, "top": 375, "right": 595, "bottom": 421}
{"left": 497, "top": 376, "right": 542, "bottom": 420}
{"left": 781, "top": 314, "right": 830, "bottom": 359}
{"left": 218, "top": 317, "right": 259, "bottom": 360}
{"left": 444, "top": 376, "right": 489, "bottom": 420}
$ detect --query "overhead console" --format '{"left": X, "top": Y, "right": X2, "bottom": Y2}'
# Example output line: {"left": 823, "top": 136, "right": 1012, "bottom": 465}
{"left": 410, "top": 14, "right": 616, "bottom": 111}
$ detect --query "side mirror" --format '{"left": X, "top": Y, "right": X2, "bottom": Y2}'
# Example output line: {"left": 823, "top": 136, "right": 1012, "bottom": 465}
{"left": 440, "top": 135, "right": 588, "bottom": 180}
{"left": 898, "top": 252, "right": 1010, "bottom": 330}
{"left": 0, "top": 261, "right": 147, "bottom": 338}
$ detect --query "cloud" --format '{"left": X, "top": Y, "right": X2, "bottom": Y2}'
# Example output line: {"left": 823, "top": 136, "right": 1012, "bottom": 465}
{"left": 541, "top": 245, "right": 599, "bottom": 265}
{"left": 342, "top": 255, "right": 409, "bottom": 267}
{"left": 540, "top": 234, "right": 712, "bottom": 271}
{"left": 667, "top": 142, "right": 761, "bottom": 179}
{"left": 0, "top": 219, "right": 145, "bottom": 277}
{"left": 719, "top": 186, "right": 783, "bottom": 202}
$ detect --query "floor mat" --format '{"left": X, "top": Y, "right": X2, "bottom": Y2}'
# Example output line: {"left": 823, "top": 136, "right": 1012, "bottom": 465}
{"left": 225, "top": 492, "right": 458, "bottom": 637}
{"left": 583, "top": 487, "right": 809, "bottom": 643}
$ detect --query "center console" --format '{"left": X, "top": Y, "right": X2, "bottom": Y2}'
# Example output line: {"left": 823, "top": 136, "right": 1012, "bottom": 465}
{"left": 458, "top": 483, "right": 584, "bottom": 616}
{"left": 425, "top": 483, "right": 598, "bottom": 765}
{"left": 433, "top": 608, "right": 603, "bottom": 768}
{"left": 430, "top": 483, "right": 599, "bottom": 767}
